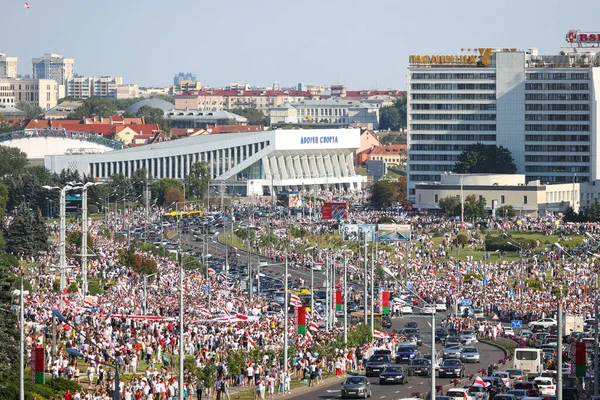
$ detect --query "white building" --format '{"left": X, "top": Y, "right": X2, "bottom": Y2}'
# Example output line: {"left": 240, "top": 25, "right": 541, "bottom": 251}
{"left": 45, "top": 128, "right": 366, "bottom": 196}
{"left": 407, "top": 43, "right": 600, "bottom": 203}
{"left": 65, "top": 76, "right": 123, "bottom": 99}
{"left": 270, "top": 99, "right": 380, "bottom": 129}
{"left": 0, "top": 53, "right": 17, "bottom": 79}
{"left": 0, "top": 79, "right": 58, "bottom": 111}
{"left": 32, "top": 53, "right": 75, "bottom": 86}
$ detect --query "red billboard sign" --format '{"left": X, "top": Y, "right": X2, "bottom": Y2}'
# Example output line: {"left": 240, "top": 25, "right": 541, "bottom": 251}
{"left": 567, "top": 30, "right": 600, "bottom": 43}
{"left": 321, "top": 202, "right": 348, "bottom": 221}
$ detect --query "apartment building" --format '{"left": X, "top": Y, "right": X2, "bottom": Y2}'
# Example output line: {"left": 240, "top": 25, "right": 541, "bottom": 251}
{"left": 65, "top": 76, "right": 123, "bottom": 99}
{"left": 0, "top": 79, "right": 58, "bottom": 111}
{"left": 32, "top": 53, "right": 74, "bottom": 86}
{"left": 0, "top": 53, "right": 18, "bottom": 79}
{"left": 270, "top": 99, "right": 380, "bottom": 129}
{"left": 406, "top": 41, "right": 600, "bottom": 203}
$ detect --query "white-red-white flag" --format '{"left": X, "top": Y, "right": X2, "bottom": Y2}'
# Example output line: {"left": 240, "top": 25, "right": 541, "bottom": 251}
{"left": 24, "top": 2, "right": 30, "bottom": 9}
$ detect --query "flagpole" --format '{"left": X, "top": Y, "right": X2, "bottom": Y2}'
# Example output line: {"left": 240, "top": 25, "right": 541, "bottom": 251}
{"left": 284, "top": 258, "right": 289, "bottom": 378}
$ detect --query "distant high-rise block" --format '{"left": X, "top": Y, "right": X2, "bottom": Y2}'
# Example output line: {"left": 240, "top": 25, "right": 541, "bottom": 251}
{"left": 0, "top": 53, "right": 18, "bottom": 79}
{"left": 32, "top": 53, "right": 74, "bottom": 86}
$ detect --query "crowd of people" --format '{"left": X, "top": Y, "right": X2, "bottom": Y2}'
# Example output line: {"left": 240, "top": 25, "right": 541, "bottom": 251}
{"left": 14, "top": 193, "right": 600, "bottom": 399}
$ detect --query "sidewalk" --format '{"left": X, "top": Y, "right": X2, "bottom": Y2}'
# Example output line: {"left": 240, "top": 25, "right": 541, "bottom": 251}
{"left": 225, "top": 374, "right": 344, "bottom": 399}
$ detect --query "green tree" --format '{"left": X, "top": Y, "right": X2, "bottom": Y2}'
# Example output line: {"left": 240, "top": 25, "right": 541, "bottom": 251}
{"left": 394, "top": 94, "right": 407, "bottom": 129}
{"left": 0, "top": 114, "right": 24, "bottom": 134}
{"left": 230, "top": 107, "right": 268, "bottom": 126}
{"left": 463, "top": 194, "right": 487, "bottom": 220}
{"left": 130, "top": 168, "right": 148, "bottom": 201}
{"left": 184, "top": 161, "right": 210, "bottom": 199}
{"left": 378, "top": 133, "right": 406, "bottom": 145}
{"left": 73, "top": 98, "right": 118, "bottom": 119}
{"left": 0, "top": 259, "right": 18, "bottom": 388}
{"left": 588, "top": 198, "right": 600, "bottom": 222}
{"left": 164, "top": 186, "right": 184, "bottom": 208}
{"left": 4, "top": 209, "right": 48, "bottom": 257}
{"left": 0, "top": 146, "right": 28, "bottom": 177}
{"left": 135, "top": 106, "right": 170, "bottom": 133}
{"left": 153, "top": 178, "right": 183, "bottom": 206}
{"left": 368, "top": 180, "right": 398, "bottom": 209}
{"left": 497, "top": 205, "right": 516, "bottom": 218}
{"left": 438, "top": 196, "right": 461, "bottom": 218}
{"left": 378, "top": 106, "right": 401, "bottom": 131}
{"left": 15, "top": 101, "right": 43, "bottom": 119}
{"left": 454, "top": 143, "right": 517, "bottom": 174}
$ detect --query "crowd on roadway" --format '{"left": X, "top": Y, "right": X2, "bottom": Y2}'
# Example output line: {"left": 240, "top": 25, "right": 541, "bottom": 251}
{"left": 14, "top": 193, "right": 600, "bottom": 399}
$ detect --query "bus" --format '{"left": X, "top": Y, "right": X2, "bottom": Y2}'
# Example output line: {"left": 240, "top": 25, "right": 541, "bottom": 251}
{"left": 162, "top": 210, "right": 203, "bottom": 222}
{"left": 513, "top": 348, "right": 544, "bottom": 377}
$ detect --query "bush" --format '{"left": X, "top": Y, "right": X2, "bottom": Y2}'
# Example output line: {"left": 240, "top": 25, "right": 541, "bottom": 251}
{"left": 46, "top": 377, "right": 81, "bottom": 393}
{"left": 457, "top": 233, "right": 469, "bottom": 245}
{"left": 485, "top": 235, "right": 536, "bottom": 252}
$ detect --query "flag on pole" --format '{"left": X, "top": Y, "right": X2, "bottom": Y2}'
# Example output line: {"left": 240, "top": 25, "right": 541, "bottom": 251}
{"left": 297, "top": 306, "right": 307, "bottom": 334}
{"left": 448, "top": 260, "right": 455, "bottom": 268}
{"left": 24, "top": 2, "right": 30, "bottom": 8}
{"left": 290, "top": 293, "right": 302, "bottom": 307}
{"left": 381, "top": 291, "right": 390, "bottom": 315}
{"left": 335, "top": 290, "right": 343, "bottom": 311}
{"left": 309, "top": 321, "right": 319, "bottom": 332}
{"left": 248, "top": 337, "right": 256, "bottom": 348}
{"left": 473, "top": 376, "right": 490, "bottom": 387}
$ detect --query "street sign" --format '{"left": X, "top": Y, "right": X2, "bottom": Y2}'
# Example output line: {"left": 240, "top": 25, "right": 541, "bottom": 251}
{"left": 407, "top": 283, "right": 413, "bottom": 290}
{"left": 508, "top": 290, "right": 515, "bottom": 297}
{"left": 461, "top": 299, "right": 471, "bottom": 306}
{"left": 511, "top": 320, "right": 523, "bottom": 328}
{"left": 482, "top": 279, "right": 489, "bottom": 285}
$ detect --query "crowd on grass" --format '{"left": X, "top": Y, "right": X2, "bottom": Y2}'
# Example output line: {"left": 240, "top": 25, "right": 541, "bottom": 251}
{"left": 14, "top": 196, "right": 600, "bottom": 399}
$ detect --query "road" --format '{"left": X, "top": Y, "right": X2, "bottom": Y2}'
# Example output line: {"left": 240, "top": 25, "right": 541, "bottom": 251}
{"left": 285, "top": 313, "right": 505, "bottom": 400}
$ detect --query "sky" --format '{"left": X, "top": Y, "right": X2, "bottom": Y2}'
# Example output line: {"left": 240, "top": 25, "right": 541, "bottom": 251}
{"left": 1, "top": 0, "right": 598, "bottom": 89}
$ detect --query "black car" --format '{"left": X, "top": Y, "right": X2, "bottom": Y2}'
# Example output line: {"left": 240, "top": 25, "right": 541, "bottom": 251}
{"left": 378, "top": 365, "right": 408, "bottom": 385}
{"left": 404, "top": 321, "right": 420, "bottom": 332}
{"left": 365, "top": 354, "right": 391, "bottom": 377}
{"left": 382, "top": 316, "right": 392, "bottom": 329}
{"left": 408, "top": 358, "right": 431, "bottom": 376}
{"left": 395, "top": 345, "right": 419, "bottom": 364}
{"left": 438, "top": 359, "right": 465, "bottom": 378}
{"left": 435, "top": 327, "right": 449, "bottom": 342}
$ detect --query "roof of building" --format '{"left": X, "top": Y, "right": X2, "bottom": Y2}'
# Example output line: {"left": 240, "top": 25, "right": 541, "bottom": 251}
{"left": 165, "top": 109, "right": 247, "bottom": 123}
{"left": 369, "top": 144, "right": 406, "bottom": 155}
{"left": 272, "top": 98, "right": 374, "bottom": 109}
{"left": 114, "top": 124, "right": 161, "bottom": 135}
{"left": 209, "top": 125, "right": 261, "bottom": 134}
{"left": 127, "top": 98, "right": 175, "bottom": 114}
{"left": 176, "top": 89, "right": 313, "bottom": 97}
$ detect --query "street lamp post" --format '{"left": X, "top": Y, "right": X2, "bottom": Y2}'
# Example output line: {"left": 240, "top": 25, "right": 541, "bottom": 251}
{"left": 81, "top": 182, "right": 104, "bottom": 296}
{"left": 284, "top": 258, "right": 289, "bottom": 378}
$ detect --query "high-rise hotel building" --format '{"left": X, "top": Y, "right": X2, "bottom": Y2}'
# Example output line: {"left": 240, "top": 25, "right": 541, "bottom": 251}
{"left": 407, "top": 34, "right": 600, "bottom": 203}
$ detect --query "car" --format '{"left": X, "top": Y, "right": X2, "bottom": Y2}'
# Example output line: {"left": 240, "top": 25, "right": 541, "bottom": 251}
{"left": 378, "top": 365, "right": 408, "bottom": 385}
{"left": 436, "top": 327, "right": 449, "bottom": 342}
{"left": 445, "top": 388, "right": 475, "bottom": 400}
{"left": 533, "top": 377, "right": 555, "bottom": 395}
{"left": 404, "top": 321, "right": 420, "bottom": 332}
{"left": 481, "top": 377, "right": 505, "bottom": 397}
{"left": 461, "top": 330, "right": 478, "bottom": 345}
{"left": 506, "top": 389, "right": 529, "bottom": 399}
{"left": 442, "top": 344, "right": 462, "bottom": 359}
{"left": 492, "top": 395, "right": 517, "bottom": 400}
{"left": 504, "top": 326, "right": 516, "bottom": 337}
{"left": 513, "top": 382, "right": 539, "bottom": 397}
{"left": 340, "top": 376, "right": 372, "bottom": 399}
{"left": 492, "top": 371, "right": 513, "bottom": 389}
{"left": 421, "top": 304, "right": 436, "bottom": 314}
{"left": 422, "top": 353, "right": 441, "bottom": 369}
{"left": 396, "top": 345, "right": 420, "bottom": 364}
{"left": 438, "top": 359, "right": 465, "bottom": 378}
{"left": 401, "top": 305, "right": 413, "bottom": 314}
{"left": 465, "top": 385, "right": 489, "bottom": 400}
{"left": 460, "top": 346, "right": 481, "bottom": 363}
{"left": 382, "top": 316, "right": 392, "bottom": 329}
{"left": 436, "top": 301, "right": 448, "bottom": 312}
{"left": 528, "top": 318, "right": 557, "bottom": 329}
{"left": 505, "top": 369, "right": 526, "bottom": 384}
{"left": 365, "top": 354, "right": 391, "bottom": 377}
{"left": 408, "top": 358, "right": 432, "bottom": 376}
{"left": 445, "top": 336, "right": 462, "bottom": 346}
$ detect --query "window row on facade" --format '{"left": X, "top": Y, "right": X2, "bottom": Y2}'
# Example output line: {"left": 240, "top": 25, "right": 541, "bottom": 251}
{"left": 525, "top": 145, "right": 589, "bottom": 152}
{"left": 525, "top": 93, "right": 589, "bottom": 100}
{"left": 525, "top": 104, "right": 590, "bottom": 111}
{"left": 524, "top": 124, "right": 590, "bottom": 131}
{"left": 525, "top": 165, "right": 589, "bottom": 173}
{"left": 411, "top": 73, "right": 496, "bottom": 80}
{"left": 89, "top": 141, "right": 270, "bottom": 180}
{"left": 412, "top": 113, "right": 496, "bottom": 121}
{"left": 411, "top": 124, "right": 496, "bottom": 131}
{"left": 411, "top": 83, "right": 496, "bottom": 90}
{"left": 412, "top": 103, "right": 496, "bottom": 111}
{"left": 412, "top": 93, "right": 496, "bottom": 100}
{"left": 525, "top": 83, "right": 589, "bottom": 90}
{"left": 525, "top": 114, "right": 590, "bottom": 121}
{"left": 525, "top": 134, "right": 589, "bottom": 142}
{"left": 410, "top": 154, "right": 458, "bottom": 161}
{"left": 526, "top": 72, "right": 589, "bottom": 80}
{"left": 525, "top": 155, "right": 590, "bottom": 163}
{"left": 410, "top": 133, "right": 496, "bottom": 141}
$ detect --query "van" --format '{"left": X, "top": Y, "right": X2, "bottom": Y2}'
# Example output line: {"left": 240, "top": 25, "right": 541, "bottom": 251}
{"left": 513, "top": 348, "right": 544, "bottom": 378}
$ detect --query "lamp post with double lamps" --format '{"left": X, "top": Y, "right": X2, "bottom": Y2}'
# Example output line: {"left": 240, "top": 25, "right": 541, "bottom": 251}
{"left": 382, "top": 267, "right": 436, "bottom": 400}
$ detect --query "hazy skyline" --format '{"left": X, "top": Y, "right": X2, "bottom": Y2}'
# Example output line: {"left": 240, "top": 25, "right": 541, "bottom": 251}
{"left": 2, "top": 0, "right": 598, "bottom": 89}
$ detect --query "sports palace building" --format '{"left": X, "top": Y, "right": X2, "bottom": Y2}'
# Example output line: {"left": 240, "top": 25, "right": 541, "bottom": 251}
{"left": 45, "top": 128, "right": 366, "bottom": 196}
{"left": 406, "top": 30, "right": 600, "bottom": 205}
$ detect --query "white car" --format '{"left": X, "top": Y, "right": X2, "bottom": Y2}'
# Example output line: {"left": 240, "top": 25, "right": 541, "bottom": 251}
{"left": 435, "top": 302, "right": 447, "bottom": 312}
{"left": 503, "top": 327, "right": 515, "bottom": 337}
{"left": 491, "top": 371, "right": 512, "bottom": 389}
{"left": 445, "top": 388, "right": 475, "bottom": 400}
{"left": 400, "top": 305, "right": 413, "bottom": 314}
{"left": 528, "top": 318, "right": 557, "bottom": 329}
{"left": 534, "top": 377, "right": 556, "bottom": 395}
{"left": 421, "top": 304, "right": 436, "bottom": 314}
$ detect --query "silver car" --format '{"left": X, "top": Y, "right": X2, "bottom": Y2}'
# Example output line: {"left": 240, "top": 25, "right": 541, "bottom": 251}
{"left": 460, "top": 330, "right": 478, "bottom": 345}
{"left": 442, "top": 344, "right": 462, "bottom": 359}
{"left": 341, "top": 376, "right": 372, "bottom": 399}
{"left": 460, "top": 346, "right": 480, "bottom": 363}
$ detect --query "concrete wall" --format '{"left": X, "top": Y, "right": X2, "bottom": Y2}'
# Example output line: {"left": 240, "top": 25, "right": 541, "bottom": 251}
{"left": 3, "top": 136, "right": 113, "bottom": 159}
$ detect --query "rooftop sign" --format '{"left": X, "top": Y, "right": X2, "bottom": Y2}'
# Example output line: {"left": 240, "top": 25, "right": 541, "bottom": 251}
{"left": 566, "top": 29, "right": 600, "bottom": 44}
{"left": 409, "top": 48, "right": 494, "bottom": 66}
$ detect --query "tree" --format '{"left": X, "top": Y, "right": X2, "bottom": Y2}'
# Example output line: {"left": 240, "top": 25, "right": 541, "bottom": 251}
{"left": 15, "top": 101, "right": 43, "bottom": 119}
{"left": 463, "top": 194, "right": 487, "bottom": 220}
{"left": 378, "top": 133, "right": 406, "bottom": 145}
{"left": 164, "top": 186, "right": 183, "bottom": 208}
{"left": 587, "top": 198, "right": 600, "bottom": 222}
{"left": 0, "top": 146, "right": 28, "bottom": 177}
{"left": 130, "top": 168, "right": 148, "bottom": 201}
{"left": 378, "top": 106, "right": 401, "bottom": 131}
{"left": 184, "top": 161, "right": 210, "bottom": 199}
{"left": 135, "top": 106, "right": 170, "bottom": 133}
{"left": 438, "top": 196, "right": 461, "bottom": 218}
{"left": 497, "top": 205, "right": 516, "bottom": 218}
{"left": 73, "top": 98, "right": 117, "bottom": 119}
{"left": 368, "top": 180, "right": 398, "bottom": 209}
{"left": 454, "top": 143, "right": 517, "bottom": 174}
{"left": 4, "top": 209, "right": 48, "bottom": 257}
{"left": 230, "top": 107, "right": 268, "bottom": 126}
{"left": 394, "top": 176, "right": 411, "bottom": 207}
{"left": 0, "top": 257, "right": 18, "bottom": 388}
{"left": 153, "top": 178, "right": 183, "bottom": 206}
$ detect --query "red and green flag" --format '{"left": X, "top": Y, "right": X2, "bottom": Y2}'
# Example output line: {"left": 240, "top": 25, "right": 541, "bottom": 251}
{"left": 336, "top": 290, "right": 343, "bottom": 311}
{"left": 297, "top": 306, "right": 307, "bottom": 335}
{"left": 381, "top": 291, "right": 390, "bottom": 315}
{"left": 575, "top": 342, "right": 586, "bottom": 377}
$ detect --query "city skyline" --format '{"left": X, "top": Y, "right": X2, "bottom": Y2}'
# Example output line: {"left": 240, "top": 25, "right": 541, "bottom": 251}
{"left": 1, "top": 0, "right": 598, "bottom": 88}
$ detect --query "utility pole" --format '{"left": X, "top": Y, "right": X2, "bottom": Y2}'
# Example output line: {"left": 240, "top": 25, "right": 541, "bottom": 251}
{"left": 284, "top": 258, "right": 289, "bottom": 375}
{"left": 594, "top": 274, "right": 599, "bottom": 396}
{"left": 20, "top": 276, "right": 24, "bottom": 400}
{"left": 557, "top": 302, "right": 563, "bottom": 400}
{"left": 179, "top": 251, "right": 184, "bottom": 400}
{"left": 344, "top": 251, "right": 348, "bottom": 345}
{"left": 363, "top": 234, "right": 368, "bottom": 324}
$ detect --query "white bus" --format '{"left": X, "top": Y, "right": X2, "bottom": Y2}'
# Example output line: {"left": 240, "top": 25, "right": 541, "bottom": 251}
{"left": 514, "top": 348, "right": 544, "bottom": 377}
